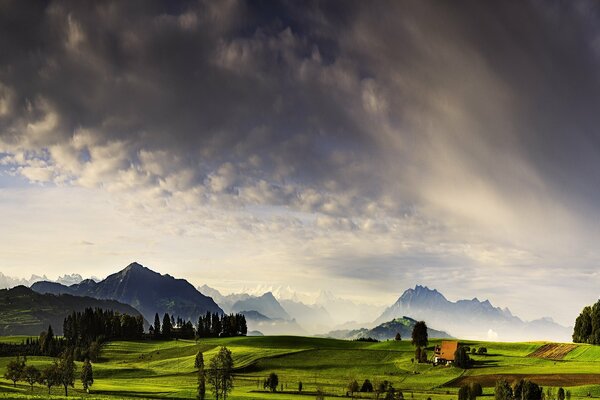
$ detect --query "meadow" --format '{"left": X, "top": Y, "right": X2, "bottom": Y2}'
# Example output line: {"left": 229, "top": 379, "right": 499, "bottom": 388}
{"left": 1, "top": 336, "right": 600, "bottom": 399}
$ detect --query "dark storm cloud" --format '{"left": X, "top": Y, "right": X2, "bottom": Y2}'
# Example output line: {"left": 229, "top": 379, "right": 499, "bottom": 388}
{"left": 2, "top": 0, "right": 600, "bottom": 267}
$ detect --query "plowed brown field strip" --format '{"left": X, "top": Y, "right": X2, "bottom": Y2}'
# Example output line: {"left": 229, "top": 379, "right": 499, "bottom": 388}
{"left": 527, "top": 343, "right": 578, "bottom": 360}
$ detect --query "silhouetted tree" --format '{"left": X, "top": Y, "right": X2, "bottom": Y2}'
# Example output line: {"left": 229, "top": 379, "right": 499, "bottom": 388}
{"left": 57, "top": 349, "right": 76, "bottom": 396}
{"left": 361, "top": 379, "right": 374, "bottom": 392}
{"left": 196, "top": 351, "right": 206, "bottom": 400}
{"left": 495, "top": 379, "right": 513, "bottom": 400}
{"left": 454, "top": 346, "right": 471, "bottom": 369}
{"left": 80, "top": 359, "right": 93, "bottom": 393}
{"left": 411, "top": 321, "right": 428, "bottom": 348}
{"left": 162, "top": 313, "right": 172, "bottom": 339}
{"left": 208, "top": 346, "right": 234, "bottom": 400}
{"left": 299, "top": 381, "right": 303, "bottom": 393}
{"left": 4, "top": 356, "right": 25, "bottom": 387}
{"left": 41, "top": 363, "right": 60, "bottom": 394}
{"left": 23, "top": 364, "right": 40, "bottom": 391}
{"left": 395, "top": 332, "right": 402, "bottom": 341}
{"left": 458, "top": 384, "right": 470, "bottom": 400}
{"left": 265, "top": 372, "right": 279, "bottom": 392}
{"left": 558, "top": 388, "right": 565, "bottom": 400}
{"left": 154, "top": 313, "right": 161, "bottom": 339}
{"left": 348, "top": 379, "right": 359, "bottom": 399}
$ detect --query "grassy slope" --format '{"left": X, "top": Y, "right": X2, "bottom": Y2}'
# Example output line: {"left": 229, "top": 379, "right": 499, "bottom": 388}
{"left": 0, "top": 337, "right": 600, "bottom": 399}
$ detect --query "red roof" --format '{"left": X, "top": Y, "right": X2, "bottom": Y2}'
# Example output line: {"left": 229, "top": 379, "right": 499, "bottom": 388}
{"left": 438, "top": 341, "right": 458, "bottom": 361}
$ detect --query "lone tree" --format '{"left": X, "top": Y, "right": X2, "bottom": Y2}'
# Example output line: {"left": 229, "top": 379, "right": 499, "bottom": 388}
{"left": 154, "top": 313, "right": 161, "bottom": 339}
{"left": 558, "top": 388, "right": 565, "bottom": 400}
{"left": 470, "top": 383, "right": 483, "bottom": 400}
{"left": 361, "top": 379, "right": 374, "bottom": 392}
{"left": 41, "top": 363, "right": 60, "bottom": 394}
{"left": 208, "top": 346, "right": 234, "bottom": 400}
{"left": 348, "top": 379, "right": 359, "bottom": 399}
{"left": 298, "top": 381, "right": 303, "bottom": 393}
{"left": 4, "top": 356, "right": 25, "bottom": 387}
{"left": 411, "top": 321, "right": 428, "bottom": 348}
{"left": 23, "top": 365, "right": 41, "bottom": 391}
{"left": 458, "top": 384, "right": 470, "bottom": 400}
{"left": 454, "top": 346, "right": 471, "bottom": 369}
{"left": 57, "top": 349, "right": 76, "bottom": 396}
{"left": 494, "top": 379, "right": 513, "bottom": 400}
{"left": 80, "top": 359, "right": 94, "bottom": 393}
{"left": 411, "top": 321, "right": 428, "bottom": 363}
{"left": 162, "top": 313, "right": 173, "bottom": 339}
{"left": 196, "top": 351, "right": 206, "bottom": 400}
{"left": 395, "top": 332, "right": 402, "bottom": 341}
{"left": 265, "top": 372, "right": 279, "bottom": 392}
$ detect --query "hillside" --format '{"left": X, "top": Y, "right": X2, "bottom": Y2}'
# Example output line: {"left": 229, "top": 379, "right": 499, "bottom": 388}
{"left": 378, "top": 285, "right": 572, "bottom": 342}
{"left": 325, "top": 316, "right": 452, "bottom": 341}
{"left": 31, "top": 262, "right": 223, "bottom": 323}
{"left": 3, "top": 335, "right": 600, "bottom": 399}
{"left": 0, "top": 286, "right": 144, "bottom": 335}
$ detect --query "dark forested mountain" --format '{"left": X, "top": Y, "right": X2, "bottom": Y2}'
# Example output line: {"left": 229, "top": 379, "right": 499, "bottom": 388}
{"left": 0, "top": 285, "right": 144, "bottom": 335}
{"left": 31, "top": 262, "right": 223, "bottom": 322}
{"left": 377, "top": 285, "right": 571, "bottom": 342}
{"left": 324, "top": 316, "right": 451, "bottom": 341}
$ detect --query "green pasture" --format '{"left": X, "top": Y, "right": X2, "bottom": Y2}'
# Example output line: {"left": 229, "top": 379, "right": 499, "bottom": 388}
{"left": 1, "top": 336, "right": 600, "bottom": 399}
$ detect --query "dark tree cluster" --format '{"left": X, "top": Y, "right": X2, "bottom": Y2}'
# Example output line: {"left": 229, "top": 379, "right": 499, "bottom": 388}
{"left": 458, "top": 383, "right": 482, "bottom": 400}
{"left": 150, "top": 313, "right": 201, "bottom": 340}
{"left": 454, "top": 346, "right": 472, "bottom": 369}
{"left": 0, "top": 325, "right": 67, "bottom": 357}
{"left": 573, "top": 301, "right": 600, "bottom": 344}
{"left": 494, "top": 378, "right": 543, "bottom": 400}
{"left": 196, "top": 312, "right": 247, "bottom": 338}
{"left": 63, "top": 308, "right": 143, "bottom": 360}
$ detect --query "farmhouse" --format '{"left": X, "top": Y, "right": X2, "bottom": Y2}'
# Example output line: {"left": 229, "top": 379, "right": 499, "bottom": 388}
{"left": 433, "top": 340, "right": 458, "bottom": 365}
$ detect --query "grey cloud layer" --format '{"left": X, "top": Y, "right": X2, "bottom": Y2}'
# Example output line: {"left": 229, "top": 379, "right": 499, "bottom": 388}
{"left": 2, "top": 0, "right": 600, "bottom": 323}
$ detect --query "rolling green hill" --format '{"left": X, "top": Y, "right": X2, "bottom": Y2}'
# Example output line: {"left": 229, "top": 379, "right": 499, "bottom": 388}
{"left": 2, "top": 335, "right": 600, "bottom": 399}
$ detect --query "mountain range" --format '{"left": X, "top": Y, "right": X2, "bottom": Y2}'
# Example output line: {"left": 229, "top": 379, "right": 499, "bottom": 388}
{"left": 376, "top": 285, "right": 572, "bottom": 342}
{"left": 0, "top": 272, "right": 88, "bottom": 290}
{"left": 31, "top": 262, "right": 222, "bottom": 323}
{"left": 0, "top": 286, "right": 144, "bottom": 335}
{"left": 2, "top": 262, "right": 573, "bottom": 341}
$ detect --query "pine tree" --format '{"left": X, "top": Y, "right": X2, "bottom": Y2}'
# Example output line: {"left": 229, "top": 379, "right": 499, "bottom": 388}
{"left": 154, "top": 313, "right": 161, "bottom": 339}
{"left": 162, "top": 313, "right": 172, "bottom": 339}
{"left": 196, "top": 352, "right": 206, "bottom": 400}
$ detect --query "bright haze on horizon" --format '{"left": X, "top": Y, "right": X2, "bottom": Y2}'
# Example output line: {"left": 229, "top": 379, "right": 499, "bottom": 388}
{"left": 1, "top": 1, "right": 600, "bottom": 328}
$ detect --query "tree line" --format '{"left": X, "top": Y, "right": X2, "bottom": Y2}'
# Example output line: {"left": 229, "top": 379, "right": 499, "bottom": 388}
{"left": 149, "top": 312, "right": 247, "bottom": 340}
{"left": 573, "top": 299, "right": 600, "bottom": 344}
{"left": 494, "top": 378, "right": 570, "bottom": 400}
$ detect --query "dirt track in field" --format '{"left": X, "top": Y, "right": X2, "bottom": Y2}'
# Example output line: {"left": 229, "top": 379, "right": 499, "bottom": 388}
{"left": 448, "top": 374, "right": 600, "bottom": 387}
{"left": 527, "top": 343, "right": 578, "bottom": 360}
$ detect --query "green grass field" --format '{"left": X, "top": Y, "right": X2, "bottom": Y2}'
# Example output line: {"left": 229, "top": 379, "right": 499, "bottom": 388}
{"left": 1, "top": 336, "right": 600, "bottom": 399}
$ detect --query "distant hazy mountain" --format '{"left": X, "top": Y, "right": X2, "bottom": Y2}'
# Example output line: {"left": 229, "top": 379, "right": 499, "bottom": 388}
{"left": 377, "top": 285, "right": 572, "bottom": 342}
{"left": 279, "top": 299, "right": 332, "bottom": 333}
{"left": 197, "top": 285, "right": 251, "bottom": 313}
{"left": 325, "top": 316, "right": 452, "bottom": 341}
{"left": 239, "top": 309, "right": 306, "bottom": 336}
{"left": 31, "top": 262, "right": 223, "bottom": 323}
{"left": 231, "top": 292, "right": 290, "bottom": 320}
{"left": 315, "top": 290, "right": 384, "bottom": 326}
{"left": 0, "top": 286, "right": 144, "bottom": 335}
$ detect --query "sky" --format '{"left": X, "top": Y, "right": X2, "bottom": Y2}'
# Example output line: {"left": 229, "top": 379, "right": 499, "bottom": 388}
{"left": 1, "top": 0, "right": 600, "bottom": 326}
